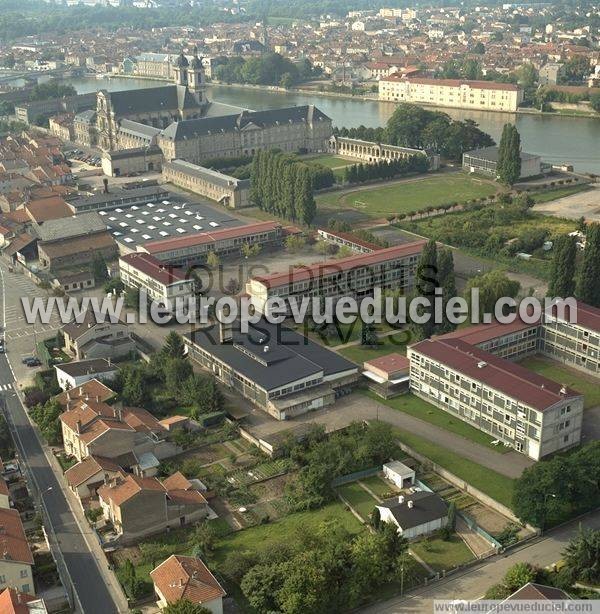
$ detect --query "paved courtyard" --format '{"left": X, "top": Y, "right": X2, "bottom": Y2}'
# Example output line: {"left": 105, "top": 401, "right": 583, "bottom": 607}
{"left": 533, "top": 183, "right": 600, "bottom": 221}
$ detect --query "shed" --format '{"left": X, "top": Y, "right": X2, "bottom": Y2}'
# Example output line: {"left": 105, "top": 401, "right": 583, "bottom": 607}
{"left": 382, "top": 460, "right": 415, "bottom": 489}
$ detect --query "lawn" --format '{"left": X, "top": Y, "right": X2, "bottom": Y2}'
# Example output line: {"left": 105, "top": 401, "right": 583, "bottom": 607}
{"left": 212, "top": 501, "right": 364, "bottom": 565}
{"left": 360, "top": 474, "right": 399, "bottom": 498}
{"left": 517, "top": 356, "right": 600, "bottom": 409}
{"left": 531, "top": 184, "right": 591, "bottom": 204}
{"left": 337, "top": 482, "right": 378, "bottom": 520}
{"left": 316, "top": 173, "right": 498, "bottom": 218}
{"left": 338, "top": 333, "right": 409, "bottom": 363}
{"left": 367, "top": 391, "right": 510, "bottom": 452}
{"left": 390, "top": 427, "right": 515, "bottom": 509}
{"left": 300, "top": 153, "right": 355, "bottom": 169}
{"left": 411, "top": 534, "right": 474, "bottom": 572}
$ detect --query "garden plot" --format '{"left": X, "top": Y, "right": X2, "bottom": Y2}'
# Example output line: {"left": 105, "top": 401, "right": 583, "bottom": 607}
{"left": 226, "top": 458, "right": 295, "bottom": 488}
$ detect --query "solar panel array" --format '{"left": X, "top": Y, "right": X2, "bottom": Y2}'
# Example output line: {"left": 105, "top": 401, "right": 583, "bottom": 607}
{"left": 100, "top": 193, "right": 243, "bottom": 248}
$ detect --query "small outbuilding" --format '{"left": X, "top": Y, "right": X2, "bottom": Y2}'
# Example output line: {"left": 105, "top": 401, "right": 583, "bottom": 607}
{"left": 363, "top": 353, "right": 410, "bottom": 398}
{"left": 382, "top": 460, "right": 416, "bottom": 489}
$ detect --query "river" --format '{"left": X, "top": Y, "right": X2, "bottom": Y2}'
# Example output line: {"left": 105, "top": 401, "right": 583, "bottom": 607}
{"left": 68, "top": 76, "right": 600, "bottom": 174}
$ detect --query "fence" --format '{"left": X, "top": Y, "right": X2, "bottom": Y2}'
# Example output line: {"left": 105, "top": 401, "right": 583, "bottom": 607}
{"left": 331, "top": 466, "right": 380, "bottom": 487}
{"left": 457, "top": 510, "right": 503, "bottom": 550}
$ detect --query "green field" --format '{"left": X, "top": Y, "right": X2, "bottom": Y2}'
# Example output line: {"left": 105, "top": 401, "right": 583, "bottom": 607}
{"left": 337, "top": 482, "right": 378, "bottom": 520}
{"left": 391, "top": 427, "right": 515, "bottom": 508}
{"left": 316, "top": 173, "right": 498, "bottom": 218}
{"left": 360, "top": 474, "right": 398, "bottom": 498}
{"left": 367, "top": 391, "right": 510, "bottom": 452}
{"left": 517, "top": 356, "right": 600, "bottom": 409}
{"left": 339, "top": 333, "right": 409, "bottom": 363}
{"left": 300, "top": 153, "right": 355, "bottom": 169}
{"left": 212, "top": 501, "right": 363, "bottom": 564}
{"left": 411, "top": 534, "right": 474, "bottom": 572}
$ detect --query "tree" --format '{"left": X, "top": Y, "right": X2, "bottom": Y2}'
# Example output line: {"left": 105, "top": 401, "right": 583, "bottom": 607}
{"left": 497, "top": 123, "right": 521, "bottom": 185}
{"left": 360, "top": 319, "right": 378, "bottom": 347}
{"left": 504, "top": 562, "right": 537, "bottom": 591}
{"left": 163, "top": 601, "right": 211, "bottom": 614}
{"left": 436, "top": 247, "right": 457, "bottom": 334}
{"left": 138, "top": 542, "right": 171, "bottom": 568}
{"left": 280, "top": 72, "right": 294, "bottom": 89}
{"left": 548, "top": 235, "right": 577, "bottom": 298}
{"left": 591, "top": 93, "right": 600, "bottom": 113}
{"left": 163, "top": 331, "right": 186, "bottom": 359}
{"left": 91, "top": 254, "right": 108, "bottom": 282}
{"left": 576, "top": 223, "right": 600, "bottom": 307}
{"left": 121, "top": 367, "right": 147, "bottom": 407}
{"left": 563, "top": 526, "right": 600, "bottom": 585}
{"left": 190, "top": 522, "right": 216, "bottom": 556}
{"left": 164, "top": 358, "right": 193, "bottom": 396}
{"left": 370, "top": 507, "right": 381, "bottom": 531}
{"left": 206, "top": 251, "right": 220, "bottom": 268}
{"left": 410, "top": 239, "right": 438, "bottom": 340}
{"left": 464, "top": 270, "right": 520, "bottom": 316}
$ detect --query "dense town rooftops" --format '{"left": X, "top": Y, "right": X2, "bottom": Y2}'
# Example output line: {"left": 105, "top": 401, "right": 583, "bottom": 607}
{"left": 410, "top": 337, "right": 581, "bottom": 411}
{"left": 251, "top": 240, "right": 426, "bottom": 289}
{"left": 142, "top": 220, "right": 281, "bottom": 253}
{"left": 150, "top": 555, "right": 226, "bottom": 606}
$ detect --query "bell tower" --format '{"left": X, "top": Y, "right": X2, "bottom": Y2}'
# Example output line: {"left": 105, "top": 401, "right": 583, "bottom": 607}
{"left": 188, "top": 46, "right": 206, "bottom": 105}
{"left": 173, "top": 50, "right": 189, "bottom": 86}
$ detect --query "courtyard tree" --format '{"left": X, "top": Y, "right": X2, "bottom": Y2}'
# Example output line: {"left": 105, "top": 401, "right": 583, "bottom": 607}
{"left": 563, "top": 526, "right": 600, "bottom": 585}
{"left": 548, "top": 234, "right": 577, "bottom": 298}
{"left": 162, "top": 331, "right": 186, "bottom": 359}
{"left": 497, "top": 123, "right": 521, "bottom": 186}
{"left": 576, "top": 223, "right": 600, "bottom": 307}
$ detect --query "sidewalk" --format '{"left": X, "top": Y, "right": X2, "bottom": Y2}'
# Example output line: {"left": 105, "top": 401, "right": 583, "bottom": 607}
{"left": 16, "top": 391, "right": 130, "bottom": 613}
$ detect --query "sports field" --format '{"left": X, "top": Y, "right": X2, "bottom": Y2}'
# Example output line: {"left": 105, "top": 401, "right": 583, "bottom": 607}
{"left": 316, "top": 173, "right": 498, "bottom": 218}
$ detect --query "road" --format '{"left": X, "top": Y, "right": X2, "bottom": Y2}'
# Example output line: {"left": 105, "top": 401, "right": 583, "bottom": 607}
{"left": 0, "top": 267, "right": 121, "bottom": 613}
{"left": 360, "top": 510, "right": 600, "bottom": 613}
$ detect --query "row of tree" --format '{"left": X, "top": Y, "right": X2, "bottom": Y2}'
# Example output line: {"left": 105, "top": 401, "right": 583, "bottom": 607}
{"left": 250, "top": 149, "right": 316, "bottom": 225}
{"left": 343, "top": 155, "right": 429, "bottom": 185}
{"left": 548, "top": 223, "right": 600, "bottom": 307}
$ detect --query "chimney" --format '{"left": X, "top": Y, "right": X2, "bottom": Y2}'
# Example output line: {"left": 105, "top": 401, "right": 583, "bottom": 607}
{"left": 103, "top": 473, "right": 109, "bottom": 485}
{"left": 66, "top": 391, "right": 71, "bottom": 401}
{"left": 560, "top": 386, "right": 567, "bottom": 395}
{"left": 75, "top": 420, "right": 82, "bottom": 434}
{"left": 263, "top": 345, "right": 269, "bottom": 353}
{"left": 78, "top": 386, "right": 83, "bottom": 396}
{"left": 398, "top": 495, "right": 404, "bottom": 504}
{"left": 407, "top": 500, "right": 414, "bottom": 509}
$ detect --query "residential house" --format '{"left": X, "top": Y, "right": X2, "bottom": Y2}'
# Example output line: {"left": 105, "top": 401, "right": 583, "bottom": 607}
{"left": 62, "top": 310, "right": 135, "bottom": 360}
{"left": 98, "top": 473, "right": 209, "bottom": 542}
{"left": 64, "top": 455, "right": 125, "bottom": 500}
{"left": 53, "top": 378, "right": 116, "bottom": 410}
{"left": 376, "top": 491, "right": 449, "bottom": 539}
{"left": 0, "top": 508, "right": 35, "bottom": 595}
{"left": 59, "top": 398, "right": 174, "bottom": 463}
{"left": 54, "top": 358, "right": 119, "bottom": 391}
{"left": 0, "top": 588, "right": 47, "bottom": 614}
{"left": 150, "top": 555, "right": 226, "bottom": 614}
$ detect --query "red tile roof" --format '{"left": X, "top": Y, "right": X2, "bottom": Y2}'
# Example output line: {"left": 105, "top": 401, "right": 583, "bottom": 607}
{"left": 0, "top": 588, "right": 37, "bottom": 614}
{"left": 64, "top": 455, "right": 124, "bottom": 488}
{"left": 252, "top": 240, "right": 425, "bottom": 289}
{"left": 150, "top": 555, "right": 226, "bottom": 606}
{"left": 143, "top": 221, "right": 282, "bottom": 254}
{"left": 0, "top": 508, "right": 34, "bottom": 565}
{"left": 120, "top": 252, "right": 188, "bottom": 285}
{"left": 410, "top": 338, "right": 581, "bottom": 411}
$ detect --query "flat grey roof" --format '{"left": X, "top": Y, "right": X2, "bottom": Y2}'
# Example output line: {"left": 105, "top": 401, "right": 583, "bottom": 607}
{"left": 463, "top": 145, "right": 540, "bottom": 162}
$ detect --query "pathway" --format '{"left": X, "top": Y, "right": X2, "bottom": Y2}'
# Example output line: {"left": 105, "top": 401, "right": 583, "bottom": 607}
{"left": 455, "top": 516, "right": 495, "bottom": 559}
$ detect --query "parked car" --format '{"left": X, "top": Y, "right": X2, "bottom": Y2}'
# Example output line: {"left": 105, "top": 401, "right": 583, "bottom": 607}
{"left": 21, "top": 357, "right": 41, "bottom": 367}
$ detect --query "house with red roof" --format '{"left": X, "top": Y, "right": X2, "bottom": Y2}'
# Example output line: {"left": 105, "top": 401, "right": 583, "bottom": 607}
{"left": 150, "top": 555, "right": 226, "bottom": 613}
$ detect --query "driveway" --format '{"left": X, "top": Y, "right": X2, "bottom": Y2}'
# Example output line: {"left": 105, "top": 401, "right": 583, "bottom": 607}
{"left": 245, "top": 392, "right": 533, "bottom": 479}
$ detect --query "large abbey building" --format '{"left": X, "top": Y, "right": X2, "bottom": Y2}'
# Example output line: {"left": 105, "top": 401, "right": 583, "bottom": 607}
{"left": 94, "top": 49, "right": 209, "bottom": 150}
{"left": 75, "top": 48, "right": 333, "bottom": 174}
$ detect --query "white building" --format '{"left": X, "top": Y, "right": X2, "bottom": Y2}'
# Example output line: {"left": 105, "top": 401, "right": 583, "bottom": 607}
{"left": 54, "top": 358, "right": 119, "bottom": 391}
{"left": 379, "top": 75, "right": 523, "bottom": 112}
{"left": 382, "top": 461, "right": 416, "bottom": 489}
{"left": 119, "top": 252, "right": 196, "bottom": 311}
{"left": 376, "top": 491, "right": 449, "bottom": 539}
{"left": 462, "top": 146, "right": 542, "bottom": 179}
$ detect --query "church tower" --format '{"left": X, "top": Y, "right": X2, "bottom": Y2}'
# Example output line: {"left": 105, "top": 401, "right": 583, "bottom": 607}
{"left": 188, "top": 46, "right": 206, "bottom": 105}
{"left": 173, "top": 50, "right": 189, "bottom": 86}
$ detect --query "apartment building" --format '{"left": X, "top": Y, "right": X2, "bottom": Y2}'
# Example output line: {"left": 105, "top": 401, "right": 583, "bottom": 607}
{"left": 0, "top": 509, "right": 34, "bottom": 595}
{"left": 246, "top": 241, "right": 425, "bottom": 316}
{"left": 163, "top": 159, "right": 250, "bottom": 209}
{"left": 408, "top": 338, "right": 583, "bottom": 460}
{"left": 119, "top": 252, "right": 196, "bottom": 308}
{"left": 379, "top": 75, "right": 523, "bottom": 112}
{"left": 139, "top": 221, "right": 287, "bottom": 267}
{"left": 540, "top": 300, "right": 600, "bottom": 375}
